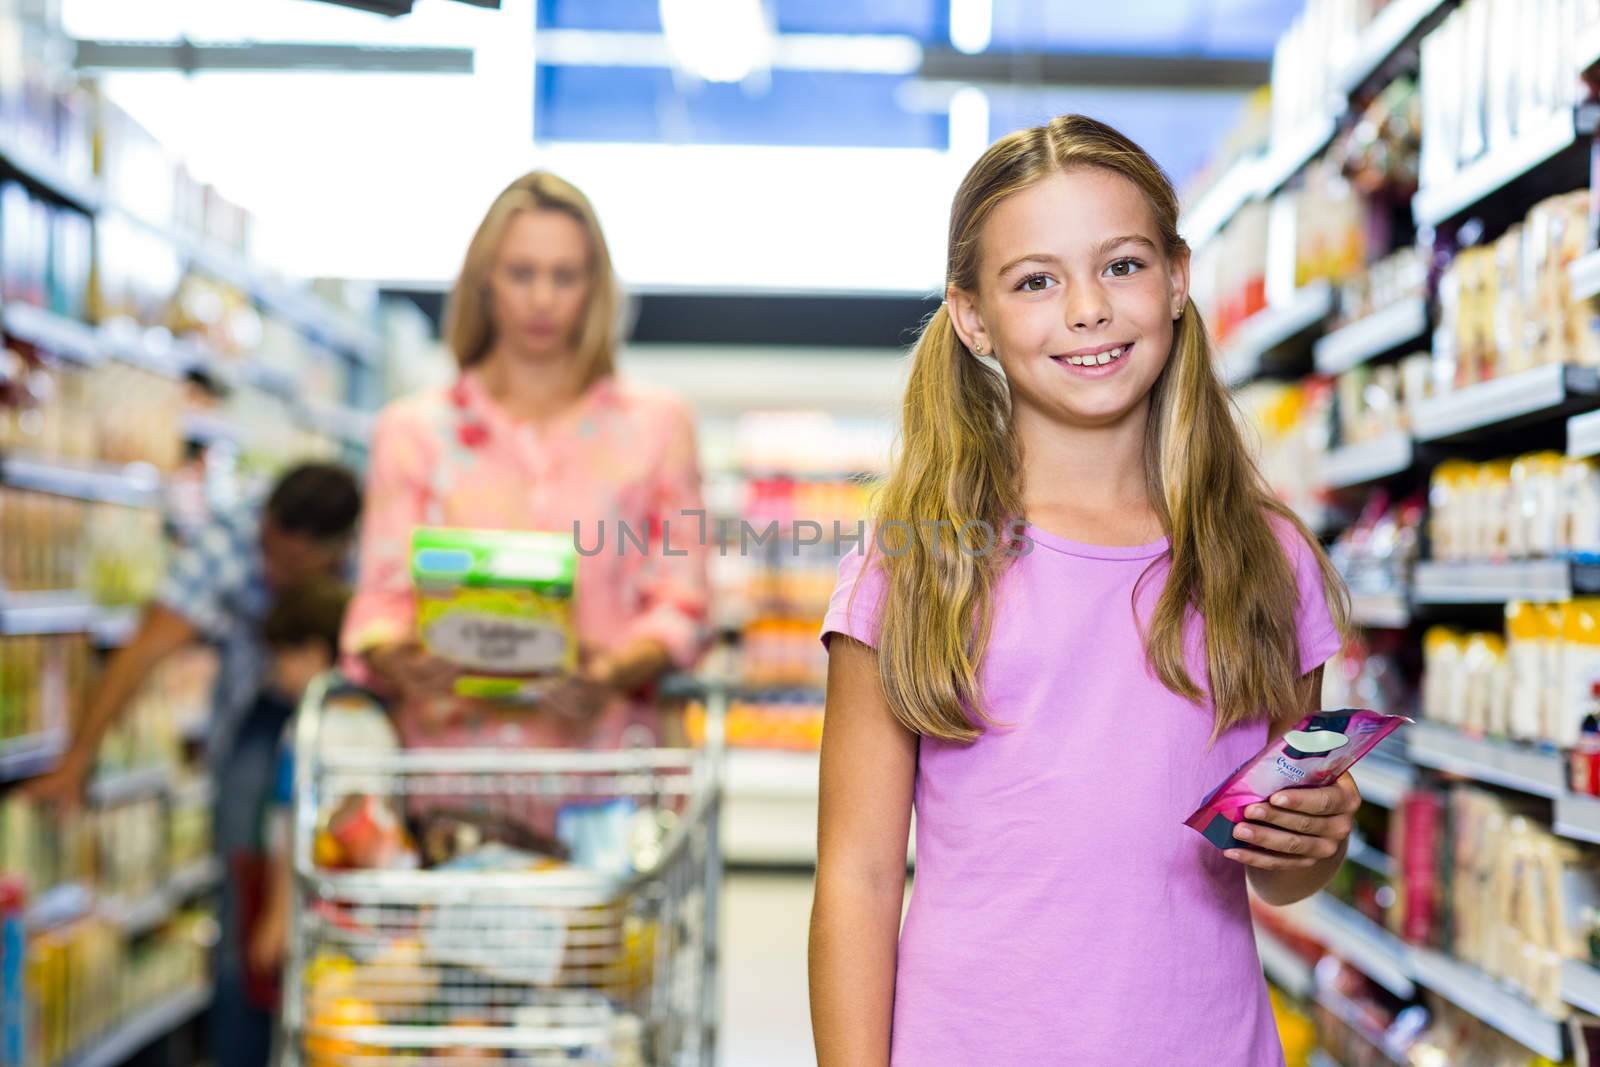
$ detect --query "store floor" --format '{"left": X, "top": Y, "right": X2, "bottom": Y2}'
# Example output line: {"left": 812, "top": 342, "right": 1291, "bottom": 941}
{"left": 721, "top": 871, "right": 816, "bottom": 1067}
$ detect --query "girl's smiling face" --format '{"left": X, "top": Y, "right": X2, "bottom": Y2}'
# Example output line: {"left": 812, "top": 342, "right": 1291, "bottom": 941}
{"left": 949, "top": 167, "right": 1189, "bottom": 429}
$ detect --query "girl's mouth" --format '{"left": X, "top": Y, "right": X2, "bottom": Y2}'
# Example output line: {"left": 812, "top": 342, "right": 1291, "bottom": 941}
{"left": 1050, "top": 342, "right": 1132, "bottom": 374}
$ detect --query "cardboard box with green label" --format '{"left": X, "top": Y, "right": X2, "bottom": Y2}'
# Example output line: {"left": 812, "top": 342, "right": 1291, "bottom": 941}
{"left": 410, "top": 527, "right": 578, "bottom": 702}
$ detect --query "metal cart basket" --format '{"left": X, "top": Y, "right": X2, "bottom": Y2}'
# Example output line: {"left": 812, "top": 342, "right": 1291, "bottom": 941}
{"left": 282, "top": 674, "right": 723, "bottom": 1067}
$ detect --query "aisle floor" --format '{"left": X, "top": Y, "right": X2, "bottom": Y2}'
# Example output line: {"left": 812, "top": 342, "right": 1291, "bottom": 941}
{"left": 721, "top": 872, "right": 817, "bottom": 1067}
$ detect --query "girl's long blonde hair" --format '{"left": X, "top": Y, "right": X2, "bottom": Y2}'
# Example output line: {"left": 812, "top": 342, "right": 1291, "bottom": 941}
{"left": 872, "top": 113, "right": 1347, "bottom": 744}
{"left": 443, "top": 170, "right": 621, "bottom": 385}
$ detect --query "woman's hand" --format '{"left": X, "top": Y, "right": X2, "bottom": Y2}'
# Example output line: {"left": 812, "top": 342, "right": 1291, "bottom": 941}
{"left": 1224, "top": 773, "right": 1361, "bottom": 871}
{"left": 536, "top": 640, "right": 671, "bottom": 721}
{"left": 367, "top": 642, "right": 458, "bottom": 697}
{"left": 366, "top": 642, "right": 465, "bottom": 728}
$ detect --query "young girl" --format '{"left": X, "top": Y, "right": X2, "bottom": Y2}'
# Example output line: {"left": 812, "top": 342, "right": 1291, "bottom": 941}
{"left": 809, "top": 115, "right": 1354, "bottom": 1065}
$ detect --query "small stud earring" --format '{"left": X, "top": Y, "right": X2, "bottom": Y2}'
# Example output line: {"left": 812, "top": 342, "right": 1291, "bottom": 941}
{"left": 973, "top": 341, "right": 984, "bottom": 355}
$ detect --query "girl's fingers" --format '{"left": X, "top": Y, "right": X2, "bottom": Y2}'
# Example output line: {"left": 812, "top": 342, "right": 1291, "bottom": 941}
{"left": 1243, "top": 803, "right": 1351, "bottom": 841}
{"left": 1222, "top": 848, "right": 1318, "bottom": 870}
{"left": 1230, "top": 822, "right": 1341, "bottom": 860}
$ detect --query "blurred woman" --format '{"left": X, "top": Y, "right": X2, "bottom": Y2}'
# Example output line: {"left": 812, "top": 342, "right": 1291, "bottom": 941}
{"left": 345, "top": 171, "right": 711, "bottom": 749}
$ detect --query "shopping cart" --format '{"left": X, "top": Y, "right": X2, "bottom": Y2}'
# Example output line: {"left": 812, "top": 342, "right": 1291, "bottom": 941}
{"left": 281, "top": 672, "right": 726, "bottom": 1067}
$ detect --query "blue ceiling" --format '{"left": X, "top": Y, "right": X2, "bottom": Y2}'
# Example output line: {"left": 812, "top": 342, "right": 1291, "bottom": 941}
{"left": 532, "top": 0, "right": 1304, "bottom": 180}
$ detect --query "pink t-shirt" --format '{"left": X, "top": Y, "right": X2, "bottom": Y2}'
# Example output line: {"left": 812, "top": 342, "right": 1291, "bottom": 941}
{"left": 820, "top": 518, "right": 1341, "bottom": 1066}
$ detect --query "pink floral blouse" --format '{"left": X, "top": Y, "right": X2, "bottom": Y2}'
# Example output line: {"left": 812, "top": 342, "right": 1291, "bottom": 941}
{"left": 342, "top": 370, "right": 712, "bottom": 750}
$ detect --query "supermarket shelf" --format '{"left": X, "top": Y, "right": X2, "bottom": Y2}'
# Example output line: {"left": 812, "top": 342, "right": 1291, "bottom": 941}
{"left": 726, "top": 748, "right": 819, "bottom": 800}
{"left": 59, "top": 985, "right": 210, "bottom": 1067}
{"left": 0, "top": 729, "right": 66, "bottom": 782}
{"left": 1256, "top": 115, "right": 1339, "bottom": 200}
{"left": 2, "top": 303, "right": 103, "bottom": 365}
{"left": 1221, "top": 282, "right": 1335, "bottom": 387}
{"left": 1554, "top": 791, "right": 1600, "bottom": 844}
{"left": 1338, "top": 0, "right": 1452, "bottom": 96}
{"left": 1562, "top": 958, "right": 1600, "bottom": 1016}
{"left": 1411, "top": 558, "right": 1600, "bottom": 604}
{"left": 1181, "top": 154, "right": 1264, "bottom": 249}
{"left": 1312, "top": 298, "right": 1430, "bottom": 376}
{"left": 0, "top": 453, "right": 162, "bottom": 508}
{"left": 1349, "top": 588, "right": 1411, "bottom": 629}
{"left": 1405, "top": 720, "right": 1564, "bottom": 797}
{"left": 182, "top": 412, "right": 238, "bottom": 446}
{"left": 1351, "top": 753, "right": 1416, "bottom": 808}
{"left": 1300, "top": 894, "right": 1415, "bottom": 999}
{"left": 1412, "top": 109, "right": 1578, "bottom": 228}
{"left": 1570, "top": 249, "right": 1600, "bottom": 304}
{"left": 103, "top": 858, "right": 222, "bottom": 937}
{"left": 1408, "top": 946, "right": 1568, "bottom": 1060}
{"left": 1345, "top": 836, "right": 1396, "bottom": 880}
{"left": 168, "top": 857, "right": 222, "bottom": 899}
{"left": 1413, "top": 364, "right": 1600, "bottom": 442}
{"left": 26, "top": 883, "right": 93, "bottom": 931}
{"left": 0, "top": 140, "right": 102, "bottom": 212}
{"left": 112, "top": 205, "right": 379, "bottom": 363}
{"left": 1569, "top": 408, "right": 1600, "bottom": 460}
{"left": 0, "top": 591, "right": 97, "bottom": 635}
{"left": 1321, "top": 433, "right": 1414, "bottom": 489}
{"left": 103, "top": 889, "right": 173, "bottom": 938}
{"left": 302, "top": 401, "right": 375, "bottom": 447}
{"left": 1318, "top": 986, "right": 1408, "bottom": 1066}
{"left": 92, "top": 607, "right": 138, "bottom": 648}
{"left": 87, "top": 765, "right": 171, "bottom": 807}
{"left": 1255, "top": 926, "right": 1316, "bottom": 999}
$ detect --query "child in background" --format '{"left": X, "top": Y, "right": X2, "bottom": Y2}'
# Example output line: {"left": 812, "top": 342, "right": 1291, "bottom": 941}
{"left": 809, "top": 114, "right": 1355, "bottom": 1066}
{"left": 243, "top": 578, "right": 352, "bottom": 993}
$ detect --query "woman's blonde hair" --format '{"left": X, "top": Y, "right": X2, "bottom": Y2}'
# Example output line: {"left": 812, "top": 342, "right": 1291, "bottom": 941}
{"left": 870, "top": 113, "right": 1347, "bottom": 744}
{"left": 443, "top": 170, "right": 621, "bottom": 383}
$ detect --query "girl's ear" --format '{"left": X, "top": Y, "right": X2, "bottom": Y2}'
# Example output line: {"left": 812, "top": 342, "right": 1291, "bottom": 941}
{"left": 1167, "top": 246, "right": 1191, "bottom": 320}
{"left": 946, "top": 286, "right": 988, "bottom": 355}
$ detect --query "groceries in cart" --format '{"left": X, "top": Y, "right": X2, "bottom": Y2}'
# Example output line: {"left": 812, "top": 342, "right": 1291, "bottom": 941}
{"left": 410, "top": 527, "right": 579, "bottom": 703}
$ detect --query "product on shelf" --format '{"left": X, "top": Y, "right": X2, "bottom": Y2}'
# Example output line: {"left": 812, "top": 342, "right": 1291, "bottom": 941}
{"left": 1325, "top": 491, "right": 1424, "bottom": 599}
{"left": 738, "top": 618, "right": 828, "bottom": 691}
{"left": 1335, "top": 76, "right": 1422, "bottom": 203}
{"left": 1422, "top": 625, "right": 1510, "bottom": 737}
{"left": 1427, "top": 453, "right": 1600, "bottom": 563}
{"left": 1322, "top": 629, "right": 1417, "bottom": 728}
{"left": 1435, "top": 191, "right": 1599, "bottom": 387}
{"left": 1235, "top": 379, "right": 1333, "bottom": 525}
{"left": 685, "top": 695, "right": 824, "bottom": 751}
{"left": 1331, "top": 350, "right": 1433, "bottom": 448}
{"left": 1418, "top": 0, "right": 1587, "bottom": 196}
{"left": 732, "top": 411, "right": 890, "bottom": 478}
{"left": 1329, "top": 247, "right": 1428, "bottom": 334}
{"left": 0, "top": 634, "right": 90, "bottom": 745}
{"left": 0, "top": 488, "right": 85, "bottom": 592}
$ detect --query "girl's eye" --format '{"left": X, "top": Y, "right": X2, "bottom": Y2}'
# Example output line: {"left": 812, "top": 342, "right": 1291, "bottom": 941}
{"left": 1018, "top": 273, "right": 1056, "bottom": 292}
{"left": 508, "top": 266, "right": 535, "bottom": 283}
{"left": 1106, "top": 258, "right": 1144, "bottom": 278}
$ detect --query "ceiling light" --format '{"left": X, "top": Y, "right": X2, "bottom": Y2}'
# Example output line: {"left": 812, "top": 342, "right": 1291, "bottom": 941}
{"left": 950, "top": 0, "right": 992, "bottom": 55}
{"left": 658, "top": 0, "right": 773, "bottom": 84}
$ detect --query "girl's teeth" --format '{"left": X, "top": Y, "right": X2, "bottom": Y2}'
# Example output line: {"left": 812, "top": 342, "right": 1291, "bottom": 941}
{"left": 1096, "top": 352, "right": 1111, "bottom": 365}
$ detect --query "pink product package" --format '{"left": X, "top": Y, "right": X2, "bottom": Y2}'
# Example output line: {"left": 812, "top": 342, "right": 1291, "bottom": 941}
{"left": 1185, "top": 708, "right": 1411, "bottom": 850}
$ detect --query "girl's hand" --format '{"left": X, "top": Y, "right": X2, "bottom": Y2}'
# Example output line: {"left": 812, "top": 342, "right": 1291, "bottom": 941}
{"left": 1224, "top": 773, "right": 1361, "bottom": 871}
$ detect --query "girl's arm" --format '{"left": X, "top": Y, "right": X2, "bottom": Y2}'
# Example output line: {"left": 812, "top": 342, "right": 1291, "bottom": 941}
{"left": 810, "top": 636, "right": 916, "bottom": 1066}
{"left": 1226, "top": 665, "right": 1361, "bottom": 906}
